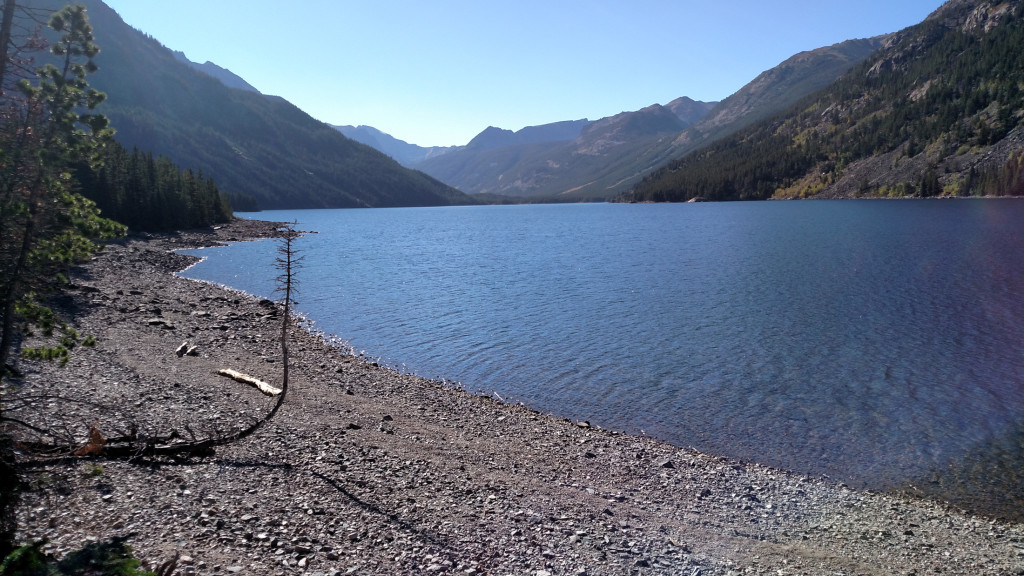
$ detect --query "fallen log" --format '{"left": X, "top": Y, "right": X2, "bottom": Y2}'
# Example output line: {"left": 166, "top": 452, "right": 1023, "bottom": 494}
{"left": 217, "top": 368, "right": 282, "bottom": 396}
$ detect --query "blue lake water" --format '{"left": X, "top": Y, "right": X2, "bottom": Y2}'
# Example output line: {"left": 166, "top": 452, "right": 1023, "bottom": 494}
{"left": 179, "top": 200, "right": 1024, "bottom": 510}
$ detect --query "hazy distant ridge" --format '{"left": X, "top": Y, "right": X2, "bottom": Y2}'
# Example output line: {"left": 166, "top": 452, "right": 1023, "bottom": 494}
{"left": 333, "top": 125, "right": 458, "bottom": 167}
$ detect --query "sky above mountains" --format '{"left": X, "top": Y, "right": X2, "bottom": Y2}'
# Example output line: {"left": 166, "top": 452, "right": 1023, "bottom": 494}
{"left": 102, "top": 0, "right": 946, "bottom": 147}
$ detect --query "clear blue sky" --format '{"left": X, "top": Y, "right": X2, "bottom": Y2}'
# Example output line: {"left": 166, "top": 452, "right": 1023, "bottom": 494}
{"left": 101, "top": 0, "right": 946, "bottom": 147}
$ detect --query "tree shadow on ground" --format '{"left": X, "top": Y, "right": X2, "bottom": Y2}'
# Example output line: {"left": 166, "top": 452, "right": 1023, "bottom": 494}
{"left": 310, "top": 470, "right": 450, "bottom": 550}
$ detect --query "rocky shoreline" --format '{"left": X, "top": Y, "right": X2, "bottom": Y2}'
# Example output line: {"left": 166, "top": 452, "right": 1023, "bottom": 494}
{"left": 7, "top": 218, "right": 1024, "bottom": 575}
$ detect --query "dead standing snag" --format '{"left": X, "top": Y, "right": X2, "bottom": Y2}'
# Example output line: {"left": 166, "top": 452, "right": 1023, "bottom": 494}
{"left": 4, "top": 223, "right": 301, "bottom": 460}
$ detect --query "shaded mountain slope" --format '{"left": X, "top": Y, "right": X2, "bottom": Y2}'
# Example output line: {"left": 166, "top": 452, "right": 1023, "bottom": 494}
{"left": 25, "top": 0, "right": 469, "bottom": 210}
{"left": 172, "top": 51, "right": 261, "bottom": 94}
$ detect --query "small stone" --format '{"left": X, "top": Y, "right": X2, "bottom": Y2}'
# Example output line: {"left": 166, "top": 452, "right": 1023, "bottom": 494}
{"left": 175, "top": 342, "right": 189, "bottom": 357}
{"left": 660, "top": 460, "right": 675, "bottom": 469}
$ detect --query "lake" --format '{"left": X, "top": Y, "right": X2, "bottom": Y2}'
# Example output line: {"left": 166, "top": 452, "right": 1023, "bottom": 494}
{"left": 178, "top": 200, "right": 1024, "bottom": 516}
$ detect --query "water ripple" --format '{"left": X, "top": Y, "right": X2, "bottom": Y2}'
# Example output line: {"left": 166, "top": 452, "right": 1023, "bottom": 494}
{"left": 179, "top": 201, "right": 1024, "bottom": 508}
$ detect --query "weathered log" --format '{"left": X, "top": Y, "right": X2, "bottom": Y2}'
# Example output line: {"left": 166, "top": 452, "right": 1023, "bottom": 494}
{"left": 217, "top": 368, "right": 282, "bottom": 396}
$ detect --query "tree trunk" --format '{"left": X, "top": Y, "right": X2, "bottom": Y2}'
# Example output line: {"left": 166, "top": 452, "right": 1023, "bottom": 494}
{"left": 0, "top": 0, "right": 17, "bottom": 92}
{"left": 0, "top": 200, "right": 36, "bottom": 374}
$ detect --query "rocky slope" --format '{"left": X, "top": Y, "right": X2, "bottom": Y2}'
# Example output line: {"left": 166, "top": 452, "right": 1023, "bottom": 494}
{"left": 6, "top": 220, "right": 1024, "bottom": 575}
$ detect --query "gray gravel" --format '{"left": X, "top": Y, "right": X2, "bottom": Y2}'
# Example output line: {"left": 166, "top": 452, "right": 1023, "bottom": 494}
{"left": 5, "top": 219, "right": 1024, "bottom": 575}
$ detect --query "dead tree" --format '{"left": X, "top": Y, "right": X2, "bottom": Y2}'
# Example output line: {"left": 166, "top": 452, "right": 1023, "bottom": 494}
{"left": 3, "top": 223, "right": 302, "bottom": 460}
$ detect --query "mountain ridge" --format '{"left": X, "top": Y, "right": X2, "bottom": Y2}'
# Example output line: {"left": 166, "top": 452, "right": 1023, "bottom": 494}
{"left": 410, "top": 36, "right": 881, "bottom": 200}
{"left": 24, "top": 0, "right": 470, "bottom": 210}
{"left": 332, "top": 124, "right": 458, "bottom": 167}
{"left": 621, "top": 0, "right": 1024, "bottom": 203}
{"left": 171, "top": 51, "right": 261, "bottom": 94}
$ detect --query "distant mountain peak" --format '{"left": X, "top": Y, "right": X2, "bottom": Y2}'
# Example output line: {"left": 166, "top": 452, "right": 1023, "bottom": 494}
{"left": 465, "top": 120, "right": 591, "bottom": 151}
{"left": 332, "top": 125, "right": 458, "bottom": 167}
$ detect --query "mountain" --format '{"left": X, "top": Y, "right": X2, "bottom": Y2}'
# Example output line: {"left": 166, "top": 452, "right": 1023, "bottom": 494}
{"left": 667, "top": 37, "right": 886, "bottom": 158}
{"left": 665, "top": 97, "right": 718, "bottom": 126}
{"left": 172, "top": 51, "right": 261, "bottom": 94}
{"left": 413, "top": 36, "right": 882, "bottom": 202}
{"left": 412, "top": 103, "right": 700, "bottom": 199}
{"left": 414, "top": 37, "right": 882, "bottom": 201}
{"left": 464, "top": 120, "right": 591, "bottom": 151}
{"left": 333, "top": 125, "right": 457, "bottom": 167}
{"left": 621, "top": 0, "right": 1024, "bottom": 203}
{"left": 24, "top": 0, "right": 469, "bottom": 210}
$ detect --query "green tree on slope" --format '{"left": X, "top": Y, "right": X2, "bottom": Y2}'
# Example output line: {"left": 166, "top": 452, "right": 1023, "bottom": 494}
{"left": 0, "top": 2, "right": 125, "bottom": 376}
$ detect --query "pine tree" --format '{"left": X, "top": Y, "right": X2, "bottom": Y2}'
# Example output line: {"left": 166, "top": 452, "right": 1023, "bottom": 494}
{"left": 0, "top": 3, "right": 125, "bottom": 374}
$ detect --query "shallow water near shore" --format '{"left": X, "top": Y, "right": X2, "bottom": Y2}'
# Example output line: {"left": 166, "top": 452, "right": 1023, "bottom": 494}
{"left": 179, "top": 200, "right": 1024, "bottom": 513}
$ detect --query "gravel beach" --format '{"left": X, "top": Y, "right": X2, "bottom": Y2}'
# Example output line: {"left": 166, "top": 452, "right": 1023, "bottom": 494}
{"left": 6, "top": 218, "right": 1024, "bottom": 575}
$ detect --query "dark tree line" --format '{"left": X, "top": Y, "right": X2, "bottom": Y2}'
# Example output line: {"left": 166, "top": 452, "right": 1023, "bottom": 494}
{"left": 74, "top": 142, "right": 233, "bottom": 232}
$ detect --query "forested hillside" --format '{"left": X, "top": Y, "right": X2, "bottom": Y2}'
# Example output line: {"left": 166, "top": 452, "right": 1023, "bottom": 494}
{"left": 23, "top": 0, "right": 470, "bottom": 210}
{"left": 622, "top": 0, "right": 1024, "bottom": 202}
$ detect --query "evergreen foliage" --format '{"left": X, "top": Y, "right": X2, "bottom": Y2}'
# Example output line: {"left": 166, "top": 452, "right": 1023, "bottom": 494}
{"left": 622, "top": 1, "right": 1024, "bottom": 202}
{"left": 74, "top": 142, "right": 233, "bottom": 231}
{"left": 0, "top": 2, "right": 125, "bottom": 375}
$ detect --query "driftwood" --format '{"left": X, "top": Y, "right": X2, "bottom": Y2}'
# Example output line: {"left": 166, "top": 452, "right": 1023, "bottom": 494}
{"left": 5, "top": 225, "right": 299, "bottom": 462}
{"left": 217, "top": 368, "right": 282, "bottom": 396}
